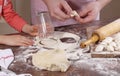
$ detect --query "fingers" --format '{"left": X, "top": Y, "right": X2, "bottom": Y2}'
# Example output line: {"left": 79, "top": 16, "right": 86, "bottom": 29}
{"left": 79, "top": 8, "right": 90, "bottom": 18}
{"left": 21, "top": 36, "right": 33, "bottom": 44}
{"left": 29, "top": 25, "right": 39, "bottom": 36}
{"left": 53, "top": 9, "right": 70, "bottom": 21}
{"left": 32, "top": 25, "right": 39, "bottom": 32}
{"left": 2, "top": 35, "right": 34, "bottom": 46}
{"left": 32, "top": 26, "right": 39, "bottom": 36}
{"left": 81, "top": 8, "right": 98, "bottom": 23}
{"left": 75, "top": 16, "right": 84, "bottom": 23}
{"left": 15, "top": 43, "right": 29, "bottom": 47}
{"left": 16, "top": 36, "right": 34, "bottom": 46}
{"left": 76, "top": 7, "right": 96, "bottom": 23}
{"left": 62, "top": 0, "right": 72, "bottom": 14}
{"left": 77, "top": 7, "right": 91, "bottom": 23}
{"left": 81, "top": 11, "right": 97, "bottom": 23}
{"left": 50, "top": 0, "right": 72, "bottom": 21}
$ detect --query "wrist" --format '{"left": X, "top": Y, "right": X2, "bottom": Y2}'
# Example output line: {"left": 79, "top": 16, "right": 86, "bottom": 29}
{"left": 42, "top": 0, "right": 49, "bottom": 4}
{"left": 42, "top": 0, "right": 51, "bottom": 7}
{"left": 22, "top": 24, "right": 31, "bottom": 34}
{"left": 0, "top": 35, "right": 6, "bottom": 44}
{"left": 97, "top": 0, "right": 112, "bottom": 10}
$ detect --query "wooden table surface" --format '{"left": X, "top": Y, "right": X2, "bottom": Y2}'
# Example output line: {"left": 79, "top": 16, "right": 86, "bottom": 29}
{"left": 0, "top": 19, "right": 120, "bottom": 76}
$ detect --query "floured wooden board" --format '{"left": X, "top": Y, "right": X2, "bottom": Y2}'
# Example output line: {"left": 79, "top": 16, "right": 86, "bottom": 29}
{"left": 91, "top": 52, "right": 120, "bottom": 58}
{"left": 8, "top": 31, "right": 92, "bottom": 73}
{"left": 7, "top": 20, "right": 120, "bottom": 76}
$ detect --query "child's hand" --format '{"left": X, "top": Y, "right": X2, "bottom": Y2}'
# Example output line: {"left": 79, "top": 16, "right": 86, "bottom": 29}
{"left": 22, "top": 24, "right": 39, "bottom": 36}
{"left": 0, "top": 35, "right": 33, "bottom": 46}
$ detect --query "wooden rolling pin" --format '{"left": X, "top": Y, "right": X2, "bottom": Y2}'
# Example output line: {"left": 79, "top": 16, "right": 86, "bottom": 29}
{"left": 80, "top": 18, "right": 120, "bottom": 48}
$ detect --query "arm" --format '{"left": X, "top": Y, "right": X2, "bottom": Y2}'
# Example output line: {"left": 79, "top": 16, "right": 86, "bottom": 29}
{"left": 97, "top": 0, "right": 112, "bottom": 10}
{"left": 2, "top": 0, "right": 38, "bottom": 36}
{"left": 2, "top": 0, "right": 27, "bottom": 32}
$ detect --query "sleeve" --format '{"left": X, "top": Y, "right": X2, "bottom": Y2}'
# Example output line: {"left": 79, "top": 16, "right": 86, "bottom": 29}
{"left": 2, "top": 0, "right": 27, "bottom": 32}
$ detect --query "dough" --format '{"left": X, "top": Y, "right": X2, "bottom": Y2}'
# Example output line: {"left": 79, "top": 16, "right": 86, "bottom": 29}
{"left": 56, "top": 32, "right": 80, "bottom": 52}
{"left": 70, "top": 10, "right": 79, "bottom": 17}
{"left": 40, "top": 38, "right": 58, "bottom": 48}
{"left": 34, "top": 32, "right": 80, "bottom": 52}
{"left": 95, "top": 45, "right": 104, "bottom": 52}
{"left": 34, "top": 35, "right": 58, "bottom": 48}
{"left": 32, "top": 49, "right": 71, "bottom": 72}
{"left": 94, "top": 32, "right": 120, "bottom": 52}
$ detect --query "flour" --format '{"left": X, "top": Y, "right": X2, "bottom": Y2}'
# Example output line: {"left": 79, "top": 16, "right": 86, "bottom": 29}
{"left": 95, "top": 32, "right": 120, "bottom": 52}
{"left": 0, "top": 67, "right": 32, "bottom": 76}
{"left": 74, "top": 58, "right": 120, "bottom": 75}
{"left": 33, "top": 32, "right": 80, "bottom": 52}
{"left": 9, "top": 32, "right": 88, "bottom": 72}
{"left": 9, "top": 43, "right": 120, "bottom": 75}
{"left": 9, "top": 32, "right": 120, "bottom": 75}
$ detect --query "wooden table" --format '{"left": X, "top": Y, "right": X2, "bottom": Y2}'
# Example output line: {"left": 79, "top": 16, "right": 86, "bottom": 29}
{"left": 0, "top": 19, "right": 120, "bottom": 76}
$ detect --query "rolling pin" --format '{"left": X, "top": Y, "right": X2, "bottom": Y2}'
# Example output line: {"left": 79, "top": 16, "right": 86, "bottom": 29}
{"left": 80, "top": 18, "right": 120, "bottom": 48}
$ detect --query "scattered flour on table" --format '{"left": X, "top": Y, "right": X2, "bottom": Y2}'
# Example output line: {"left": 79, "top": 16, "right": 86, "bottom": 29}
{"left": 74, "top": 58, "right": 120, "bottom": 76}
{"left": 9, "top": 32, "right": 120, "bottom": 75}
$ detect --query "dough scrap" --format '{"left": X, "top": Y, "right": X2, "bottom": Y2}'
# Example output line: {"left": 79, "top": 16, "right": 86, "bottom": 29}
{"left": 94, "top": 32, "right": 120, "bottom": 52}
{"left": 32, "top": 49, "right": 71, "bottom": 72}
{"left": 70, "top": 10, "right": 79, "bottom": 17}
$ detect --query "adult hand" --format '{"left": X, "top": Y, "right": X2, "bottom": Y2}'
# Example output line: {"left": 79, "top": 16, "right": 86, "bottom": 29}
{"left": 43, "top": 0, "right": 72, "bottom": 21}
{"left": 0, "top": 35, "right": 33, "bottom": 46}
{"left": 75, "top": 1, "right": 101, "bottom": 23}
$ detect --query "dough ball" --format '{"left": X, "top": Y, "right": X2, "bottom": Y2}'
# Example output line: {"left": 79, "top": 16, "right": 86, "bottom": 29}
{"left": 102, "top": 37, "right": 113, "bottom": 44}
{"left": 95, "top": 45, "right": 104, "bottom": 52}
{"left": 105, "top": 45, "right": 114, "bottom": 52}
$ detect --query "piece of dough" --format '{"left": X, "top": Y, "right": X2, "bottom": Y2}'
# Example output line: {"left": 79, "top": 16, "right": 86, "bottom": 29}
{"left": 70, "top": 10, "right": 79, "bottom": 17}
{"left": 32, "top": 49, "right": 71, "bottom": 72}
{"left": 95, "top": 45, "right": 104, "bottom": 52}
{"left": 94, "top": 32, "right": 120, "bottom": 52}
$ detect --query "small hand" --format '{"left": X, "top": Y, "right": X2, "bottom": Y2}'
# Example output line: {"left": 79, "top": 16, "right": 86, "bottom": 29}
{"left": 0, "top": 35, "right": 33, "bottom": 46}
{"left": 28, "top": 25, "right": 39, "bottom": 36}
{"left": 22, "top": 24, "right": 39, "bottom": 36}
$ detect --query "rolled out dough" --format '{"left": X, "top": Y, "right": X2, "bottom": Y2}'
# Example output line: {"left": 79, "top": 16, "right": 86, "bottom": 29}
{"left": 34, "top": 32, "right": 80, "bottom": 52}
{"left": 32, "top": 49, "right": 71, "bottom": 72}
